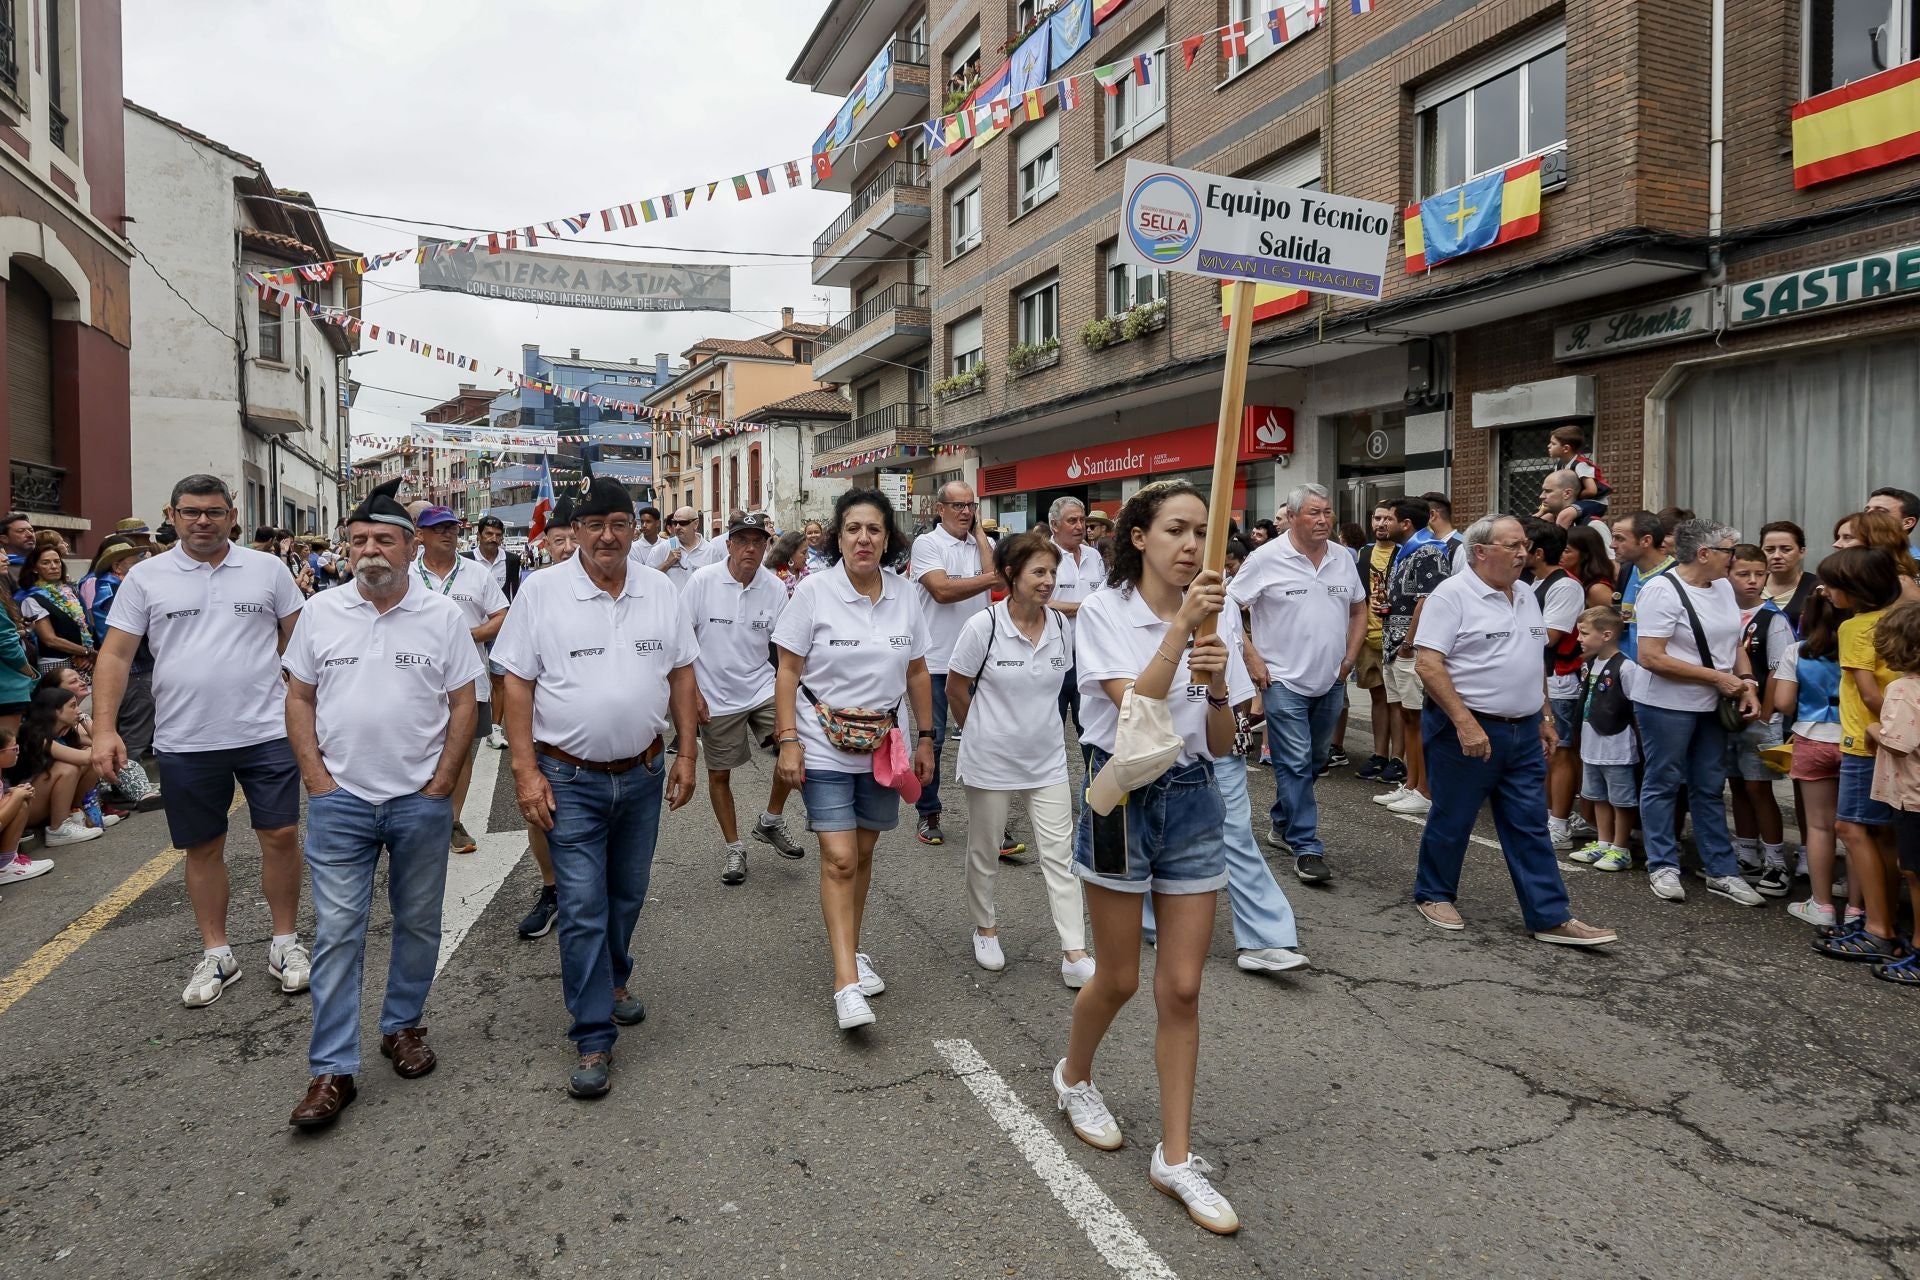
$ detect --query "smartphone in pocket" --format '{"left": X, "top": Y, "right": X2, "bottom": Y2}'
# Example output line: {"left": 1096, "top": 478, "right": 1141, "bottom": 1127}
{"left": 1089, "top": 796, "right": 1130, "bottom": 877}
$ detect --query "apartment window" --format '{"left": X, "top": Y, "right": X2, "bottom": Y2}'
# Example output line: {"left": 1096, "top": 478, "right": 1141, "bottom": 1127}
{"left": 1252, "top": 144, "right": 1322, "bottom": 194}
{"left": 1017, "top": 275, "right": 1059, "bottom": 345}
{"left": 0, "top": 0, "right": 18, "bottom": 95}
{"left": 46, "top": 0, "right": 74, "bottom": 155}
{"left": 729, "top": 454, "right": 740, "bottom": 512}
{"left": 748, "top": 443, "right": 763, "bottom": 509}
{"left": 793, "top": 339, "right": 814, "bottom": 363}
{"left": 1807, "top": 0, "right": 1917, "bottom": 94}
{"left": 949, "top": 312, "right": 984, "bottom": 375}
{"left": 908, "top": 132, "right": 930, "bottom": 166}
{"left": 1107, "top": 24, "right": 1168, "bottom": 157}
{"left": 1016, "top": 111, "right": 1061, "bottom": 212}
{"left": 951, "top": 172, "right": 983, "bottom": 256}
{"left": 947, "top": 25, "right": 982, "bottom": 97}
{"left": 258, "top": 299, "right": 284, "bottom": 362}
{"left": 905, "top": 15, "right": 928, "bottom": 62}
{"left": 1107, "top": 258, "right": 1167, "bottom": 315}
{"left": 1227, "top": 0, "right": 1285, "bottom": 76}
{"left": 1417, "top": 26, "right": 1566, "bottom": 195}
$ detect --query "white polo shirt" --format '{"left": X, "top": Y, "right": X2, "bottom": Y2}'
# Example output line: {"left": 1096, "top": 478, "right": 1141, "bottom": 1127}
{"left": 1633, "top": 572, "right": 1742, "bottom": 713}
{"left": 1074, "top": 586, "right": 1253, "bottom": 765}
{"left": 106, "top": 544, "right": 305, "bottom": 752}
{"left": 492, "top": 554, "right": 696, "bottom": 761}
{"left": 772, "top": 561, "right": 928, "bottom": 774}
{"left": 909, "top": 523, "right": 991, "bottom": 674}
{"left": 948, "top": 604, "right": 1071, "bottom": 790}
{"left": 470, "top": 546, "right": 512, "bottom": 595}
{"left": 1413, "top": 569, "right": 1550, "bottom": 720}
{"left": 1228, "top": 533, "right": 1364, "bottom": 697}
{"left": 282, "top": 581, "right": 484, "bottom": 803}
{"left": 680, "top": 559, "right": 787, "bottom": 717}
{"left": 1049, "top": 540, "right": 1106, "bottom": 650}
{"left": 416, "top": 554, "right": 508, "bottom": 702}
{"left": 646, "top": 535, "right": 724, "bottom": 588}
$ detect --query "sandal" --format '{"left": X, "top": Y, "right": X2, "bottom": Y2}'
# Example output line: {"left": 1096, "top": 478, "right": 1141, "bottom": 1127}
{"left": 1873, "top": 954, "right": 1920, "bottom": 986}
{"left": 1813, "top": 928, "right": 1906, "bottom": 963}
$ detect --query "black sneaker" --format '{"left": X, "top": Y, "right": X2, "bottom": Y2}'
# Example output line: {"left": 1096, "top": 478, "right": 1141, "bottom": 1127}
{"left": 1294, "top": 853, "right": 1332, "bottom": 883}
{"left": 917, "top": 816, "right": 945, "bottom": 846}
{"left": 1754, "top": 865, "right": 1791, "bottom": 898}
{"left": 750, "top": 816, "right": 805, "bottom": 859}
{"left": 517, "top": 884, "right": 558, "bottom": 939}
{"left": 568, "top": 1051, "right": 612, "bottom": 1099}
{"left": 1355, "top": 754, "right": 1388, "bottom": 781}
{"left": 1381, "top": 759, "right": 1408, "bottom": 786}
{"left": 1326, "top": 749, "right": 1351, "bottom": 769}
{"left": 721, "top": 846, "right": 747, "bottom": 885}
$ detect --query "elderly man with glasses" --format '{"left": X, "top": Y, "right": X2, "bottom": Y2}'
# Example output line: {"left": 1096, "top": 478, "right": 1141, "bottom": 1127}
{"left": 907, "top": 481, "right": 997, "bottom": 847}
{"left": 644, "top": 505, "right": 724, "bottom": 588}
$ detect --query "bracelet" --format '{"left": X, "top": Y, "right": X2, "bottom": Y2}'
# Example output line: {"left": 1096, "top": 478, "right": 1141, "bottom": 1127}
{"left": 1206, "top": 692, "right": 1230, "bottom": 708}
{"left": 775, "top": 734, "right": 801, "bottom": 747}
{"left": 1153, "top": 648, "right": 1181, "bottom": 666}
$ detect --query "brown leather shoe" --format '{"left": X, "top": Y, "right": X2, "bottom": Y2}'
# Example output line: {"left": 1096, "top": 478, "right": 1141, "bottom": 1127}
{"left": 380, "top": 1027, "right": 437, "bottom": 1079}
{"left": 289, "top": 1074, "right": 356, "bottom": 1129}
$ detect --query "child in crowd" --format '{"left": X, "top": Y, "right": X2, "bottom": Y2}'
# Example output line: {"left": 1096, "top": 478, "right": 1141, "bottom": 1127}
{"left": 1568, "top": 606, "right": 1642, "bottom": 872}
{"left": 1866, "top": 601, "right": 1920, "bottom": 986}
{"left": 1727, "top": 544, "right": 1795, "bottom": 894}
{"left": 1546, "top": 426, "right": 1610, "bottom": 530}
{"left": 1775, "top": 589, "right": 1856, "bottom": 929}
{"left": 0, "top": 728, "right": 53, "bottom": 890}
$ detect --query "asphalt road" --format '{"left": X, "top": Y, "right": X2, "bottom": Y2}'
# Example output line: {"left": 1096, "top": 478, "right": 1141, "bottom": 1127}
{"left": 2, "top": 713, "right": 1917, "bottom": 1280}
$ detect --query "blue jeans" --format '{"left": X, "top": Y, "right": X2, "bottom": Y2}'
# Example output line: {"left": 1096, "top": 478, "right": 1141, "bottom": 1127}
{"left": 1637, "top": 704, "right": 1739, "bottom": 877}
{"left": 1414, "top": 709, "right": 1572, "bottom": 932}
{"left": 540, "top": 753, "right": 665, "bottom": 1054}
{"left": 916, "top": 675, "right": 950, "bottom": 818}
{"left": 1263, "top": 681, "right": 1346, "bottom": 856}
{"left": 304, "top": 788, "right": 454, "bottom": 1077}
{"left": 1144, "top": 753, "right": 1300, "bottom": 948}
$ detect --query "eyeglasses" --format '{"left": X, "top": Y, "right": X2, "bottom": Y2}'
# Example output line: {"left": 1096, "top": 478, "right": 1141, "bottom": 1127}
{"left": 941, "top": 500, "right": 978, "bottom": 510}
{"left": 578, "top": 519, "right": 635, "bottom": 537}
{"left": 1702, "top": 545, "right": 1737, "bottom": 558}
{"left": 175, "top": 507, "right": 231, "bottom": 524}
{"left": 666, "top": 519, "right": 689, "bottom": 528}
{"left": 1490, "top": 539, "right": 1531, "bottom": 552}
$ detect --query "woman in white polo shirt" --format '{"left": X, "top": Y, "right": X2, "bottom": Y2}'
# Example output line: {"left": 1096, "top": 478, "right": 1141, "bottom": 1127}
{"left": 945, "top": 531, "right": 1091, "bottom": 988}
{"left": 1052, "top": 479, "right": 1241, "bottom": 1237}
{"left": 772, "top": 489, "right": 935, "bottom": 1033}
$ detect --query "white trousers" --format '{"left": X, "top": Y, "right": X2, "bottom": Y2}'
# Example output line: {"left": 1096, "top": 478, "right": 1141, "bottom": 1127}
{"left": 962, "top": 782, "right": 1084, "bottom": 952}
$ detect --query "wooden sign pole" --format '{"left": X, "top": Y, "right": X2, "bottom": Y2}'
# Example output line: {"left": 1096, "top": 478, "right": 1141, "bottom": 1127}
{"left": 1197, "top": 279, "right": 1257, "bottom": 638}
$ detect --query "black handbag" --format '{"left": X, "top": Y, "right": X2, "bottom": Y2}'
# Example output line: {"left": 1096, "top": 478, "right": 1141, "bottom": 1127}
{"left": 1668, "top": 577, "right": 1748, "bottom": 732}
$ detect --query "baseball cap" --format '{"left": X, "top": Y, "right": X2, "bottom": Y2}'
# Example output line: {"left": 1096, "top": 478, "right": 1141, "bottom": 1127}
{"left": 416, "top": 506, "right": 461, "bottom": 528}
{"left": 727, "top": 511, "right": 774, "bottom": 537}
{"left": 1084, "top": 688, "right": 1184, "bottom": 816}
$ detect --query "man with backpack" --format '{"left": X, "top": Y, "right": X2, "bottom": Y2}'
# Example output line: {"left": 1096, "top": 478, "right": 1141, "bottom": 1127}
{"left": 1526, "top": 520, "right": 1587, "bottom": 852}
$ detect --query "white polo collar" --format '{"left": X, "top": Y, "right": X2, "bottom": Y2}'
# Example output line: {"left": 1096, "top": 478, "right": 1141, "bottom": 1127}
{"left": 828, "top": 559, "right": 902, "bottom": 604}
{"left": 1118, "top": 586, "right": 1172, "bottom": 630}
{"left": 167, "top": 545, "right": 243, "bottom": 575}
{"left": 566, "top": 553, "right": 650, "bottom": 602}
{"left": 339, "top": 578, "right": 427, "bottom": 613}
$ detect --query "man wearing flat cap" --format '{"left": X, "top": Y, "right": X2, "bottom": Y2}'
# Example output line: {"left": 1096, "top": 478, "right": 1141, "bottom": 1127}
{"left": 494, "top": 475, "right": 700, "bottom": 1099}
{"left": 282, "top": 478, "right": 482, "bottom": 1128}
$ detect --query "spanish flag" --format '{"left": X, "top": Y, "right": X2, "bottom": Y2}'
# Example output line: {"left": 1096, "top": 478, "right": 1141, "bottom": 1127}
{"left": 1403, "top": 157, "right": 1543, "bottom": 273}
{"left": 1221, "top": 281, "right": 1310, "bottom": 329}
{"left": 1792, "top": 61, "right": 1920, "bottom": 188}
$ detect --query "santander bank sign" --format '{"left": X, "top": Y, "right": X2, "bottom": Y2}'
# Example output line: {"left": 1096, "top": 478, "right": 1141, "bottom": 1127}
{"left": 986, "top": 409, "right": 1294, "bottom": 494}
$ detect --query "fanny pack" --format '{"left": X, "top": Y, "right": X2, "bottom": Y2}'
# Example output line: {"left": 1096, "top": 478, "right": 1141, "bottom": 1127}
{"left": 801, "top": 682, "right": 897, "bottom": 754}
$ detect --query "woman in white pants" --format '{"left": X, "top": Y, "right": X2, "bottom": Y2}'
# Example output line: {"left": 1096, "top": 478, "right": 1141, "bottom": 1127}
{"left": 946, "top": 531, "right": 1093, "bottom": 988}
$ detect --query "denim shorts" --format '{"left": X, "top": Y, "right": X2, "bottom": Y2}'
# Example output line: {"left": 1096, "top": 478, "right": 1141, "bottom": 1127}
{"left": 155, "top": 737, "right": 301, "bottom": 848}
{"left": 1725, "top": 718, "right": 1785, "bottom": 782}
{"left": 1581, "top": 761, "right": 1639, "bottom": 807}
{"left": 1837, "top": 751, "right": 1893, "bottom": 826}
{"left": 801, "top": 767, "right": 901, "bottom": 833}
{"left": 1550, "top": 696, "right": 1581, "bottom": 749}
{"left": 1072, "top": 748, "right": 1227, "bottom": 895}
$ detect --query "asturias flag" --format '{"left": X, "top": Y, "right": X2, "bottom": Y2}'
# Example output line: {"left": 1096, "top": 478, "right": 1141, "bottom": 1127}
{"left": 1792, "top": 60, "right": 1920, "bottom": 188}
{"left": 1402, "top": 157, "right": 1543, "bottom": 272}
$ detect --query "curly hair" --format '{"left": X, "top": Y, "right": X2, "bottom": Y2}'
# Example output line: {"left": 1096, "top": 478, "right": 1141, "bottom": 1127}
{"left": 1105, "top": 479, "right": 1204, "bottom": 593}
{"left": 1874, "top": 601, "right": 1920, "bottom": 676}
{"left": 825, "top": 488, "right": 907, "bottom": 570}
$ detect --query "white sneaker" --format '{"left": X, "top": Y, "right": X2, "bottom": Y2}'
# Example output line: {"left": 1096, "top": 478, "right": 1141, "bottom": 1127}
{"left": 1648, "top": 867, "right": 1687, "bottom": 902}
{"left": 0, "top": 852, "right": 53, "bottom": 883}
{"left": 44, "top": 818, "right": 101, "bottom": 846}
{"left": 1052, "top": 1059, "right": 1122, "bottom": 1150}
{"left": 182, "top": 953, "right": 242, "bottom": 1007}
{"left": 1385, "top": 789, "right": 1431, "bottom": 816}
{"left": 1787, "top": 898, "right": 1837, "bottom": 928}
{"left": 1705, "top": 874, "right": 1765, "bottom": 907}
{"left": 833, "top": 983, "right": 875, "bottom": 1029}
{"left": 1237, "top": 947, "right": 1310, "bottom": 972}
{"left": 1150, "top": 1143, "right": 1240, "bottom": 1234}
{"left": 1549, "top": 826, "right": 1574, "bottom": 852}
{"left": 1061, "top": 955, "right": 1096, "bottom": 989}
{"left": 98, "top": 813, "right": 124, "bottom": 828}
{"left": 269, "top": 941, "right": 311, "bottom": 994}
{"left": 1370, "top": 784, "right": 1408, "bottom": 807}
{"left": 487, "top": 725, "right": 507, "bottom": 749}
{"left": 972, "top": 932, "right": 1006, "bottom": 971}
{"left": 854, "top": 952, "right": 885, "bottom": 996}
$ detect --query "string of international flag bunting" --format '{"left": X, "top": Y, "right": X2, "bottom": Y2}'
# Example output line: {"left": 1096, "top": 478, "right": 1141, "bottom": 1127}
{"left": 253, "top": 0, "right": 1376, "bottom": 290}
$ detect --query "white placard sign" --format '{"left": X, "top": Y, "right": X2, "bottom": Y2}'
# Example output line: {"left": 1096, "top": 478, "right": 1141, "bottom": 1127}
{"left": 1113, "top": 160, "right": 1395, "bottom": 301}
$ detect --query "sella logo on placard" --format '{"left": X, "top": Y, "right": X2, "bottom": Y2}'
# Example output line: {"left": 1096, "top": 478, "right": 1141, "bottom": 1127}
{"left": 1127, "top": 174, "right": 1202, "bottom": 263}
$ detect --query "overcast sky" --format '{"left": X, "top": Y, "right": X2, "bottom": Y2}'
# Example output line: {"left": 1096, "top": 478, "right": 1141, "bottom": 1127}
{"left": 123, "top": 1, "right": 851, "bottom": 446}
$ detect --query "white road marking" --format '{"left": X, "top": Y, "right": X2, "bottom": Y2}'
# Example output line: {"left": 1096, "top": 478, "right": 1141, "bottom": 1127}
{"left": 932, "top": 1038, "right": 1178, "bottom": 1280}
{"left": 1393, "top": 811, "right": 1499, "bottom": 848}
{"left": 436, "top": 742, "right": 525, "bottom": 976}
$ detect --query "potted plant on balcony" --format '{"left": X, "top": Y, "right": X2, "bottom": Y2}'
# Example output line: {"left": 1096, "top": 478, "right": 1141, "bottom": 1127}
{"left": 1007, "top": 336, "right": 1061, "bottom": 374}
{"left": 1121, "top": 297, "right": 1169, "bottom": 342}
{"left": 1080, "top": 316, "right": 1121, "bottom": 351}
{"left": 933, "top": 364, "right": 987, "bottom": 401}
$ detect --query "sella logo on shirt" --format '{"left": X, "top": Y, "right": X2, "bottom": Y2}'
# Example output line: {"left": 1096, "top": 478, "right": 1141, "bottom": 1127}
{"left": 635, "top": 640, "right": 664, "bottom": 654}
{"left": 889, "top": 634, "right": 912, "bottom": 649}
{"left": 232, "top": 601, "right": 270, "bottom": 615}
{"left": 393, "top": 652, "right": 433, "bottom": 667}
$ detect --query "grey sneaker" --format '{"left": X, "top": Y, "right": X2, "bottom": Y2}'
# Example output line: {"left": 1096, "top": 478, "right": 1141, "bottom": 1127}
{"left": 611, "top": 989, "right": 646, "bottom": 1026}
{"left": 568, "top": 1051, "right": 612, "bottom": 1099}
{"left": 751, "top": 815, "right": 804, "bottom": 859}
{"left": 721, "top": 845, "right": 747, "bottom": 885}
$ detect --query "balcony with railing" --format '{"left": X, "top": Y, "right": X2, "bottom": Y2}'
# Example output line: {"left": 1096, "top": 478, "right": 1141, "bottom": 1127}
{"left": 9, "top": 460, "right": 63, "bottom": 514}
{"left": 811, "top": 38, "right": 931, "bottom": 195}
{"left": 813, "top": 161, "right": 931, "bottom": 288}
{"left": 810, "top": 401, "right": 930, "bottom": 472}
{"left": 0, "top": 4, "right": 17, "bottom": 96}
{"left": 813, "top": 283, "right": 931, "bottom": 383}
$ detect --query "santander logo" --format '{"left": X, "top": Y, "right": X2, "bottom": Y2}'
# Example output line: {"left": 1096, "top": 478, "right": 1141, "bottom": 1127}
{"left": 1243, "top": 405, "right": 1294, "bottom": 454}
{"left": 1067, "top": 455, "right": 1083, "bottom": 480}
{"left": 1254, "top": 410, "right": 1287, "bottom": 447}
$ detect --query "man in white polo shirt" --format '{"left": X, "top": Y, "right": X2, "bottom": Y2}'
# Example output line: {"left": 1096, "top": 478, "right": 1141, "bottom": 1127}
{"left": 1047, "top": 496, "right": 1105, "bottom": 770}
{"left": 907, "top": 480, "right": 996, "bottom": 846}
{"left": 1410, "top": 514, "right": 1615, "bottom": 947}
{"left": 282, "top": 479, "right": 482, "bottom": 1129}
{"left": 90, "top": 473, "right": 309, "bottom": 1009}
{"left": 495, "top": 476, "right": 700, "bottom": 1101}
{"left": 682, "top": 511, "right": 803, "bottom": 885}
{"left": 414, "top": 505, "right": 508, "bottom": 856}
{"left": 646, "top": 504, "right": 723, "bottom": 586}
{"left": 1228, "top": 483, "right": 1366, "bottom": 884}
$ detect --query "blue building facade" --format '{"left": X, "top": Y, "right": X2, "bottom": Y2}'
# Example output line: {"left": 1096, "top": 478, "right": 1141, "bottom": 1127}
{"left": 487, "top": 344, "right": 674, "bottom": 528}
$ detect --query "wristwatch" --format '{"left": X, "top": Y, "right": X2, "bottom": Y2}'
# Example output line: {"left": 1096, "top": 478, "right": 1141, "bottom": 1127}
{"left": 918, "top": 729, "right": 936, "bottom": 740}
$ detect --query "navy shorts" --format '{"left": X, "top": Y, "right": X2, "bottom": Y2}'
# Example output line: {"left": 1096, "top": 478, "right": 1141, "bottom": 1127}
{"left": 1574, "top": 498, "right": 1609, "bottom": 522}
{"left": 1073, "top": 749, "right": 1226, "bottom": 895}
{"left": 801, "top": 767, "right": 901, "bottom": 833}
{"left": 155, "top": 737, "right": 302, "bottom": 849}
{"left": 1836, "top": 751, "right": 1892, "bottom": 827}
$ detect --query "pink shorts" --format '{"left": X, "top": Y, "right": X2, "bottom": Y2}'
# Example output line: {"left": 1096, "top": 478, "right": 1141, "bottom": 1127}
{"left": 1790, "top": 734, "right": 1842, "bottom": 782}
